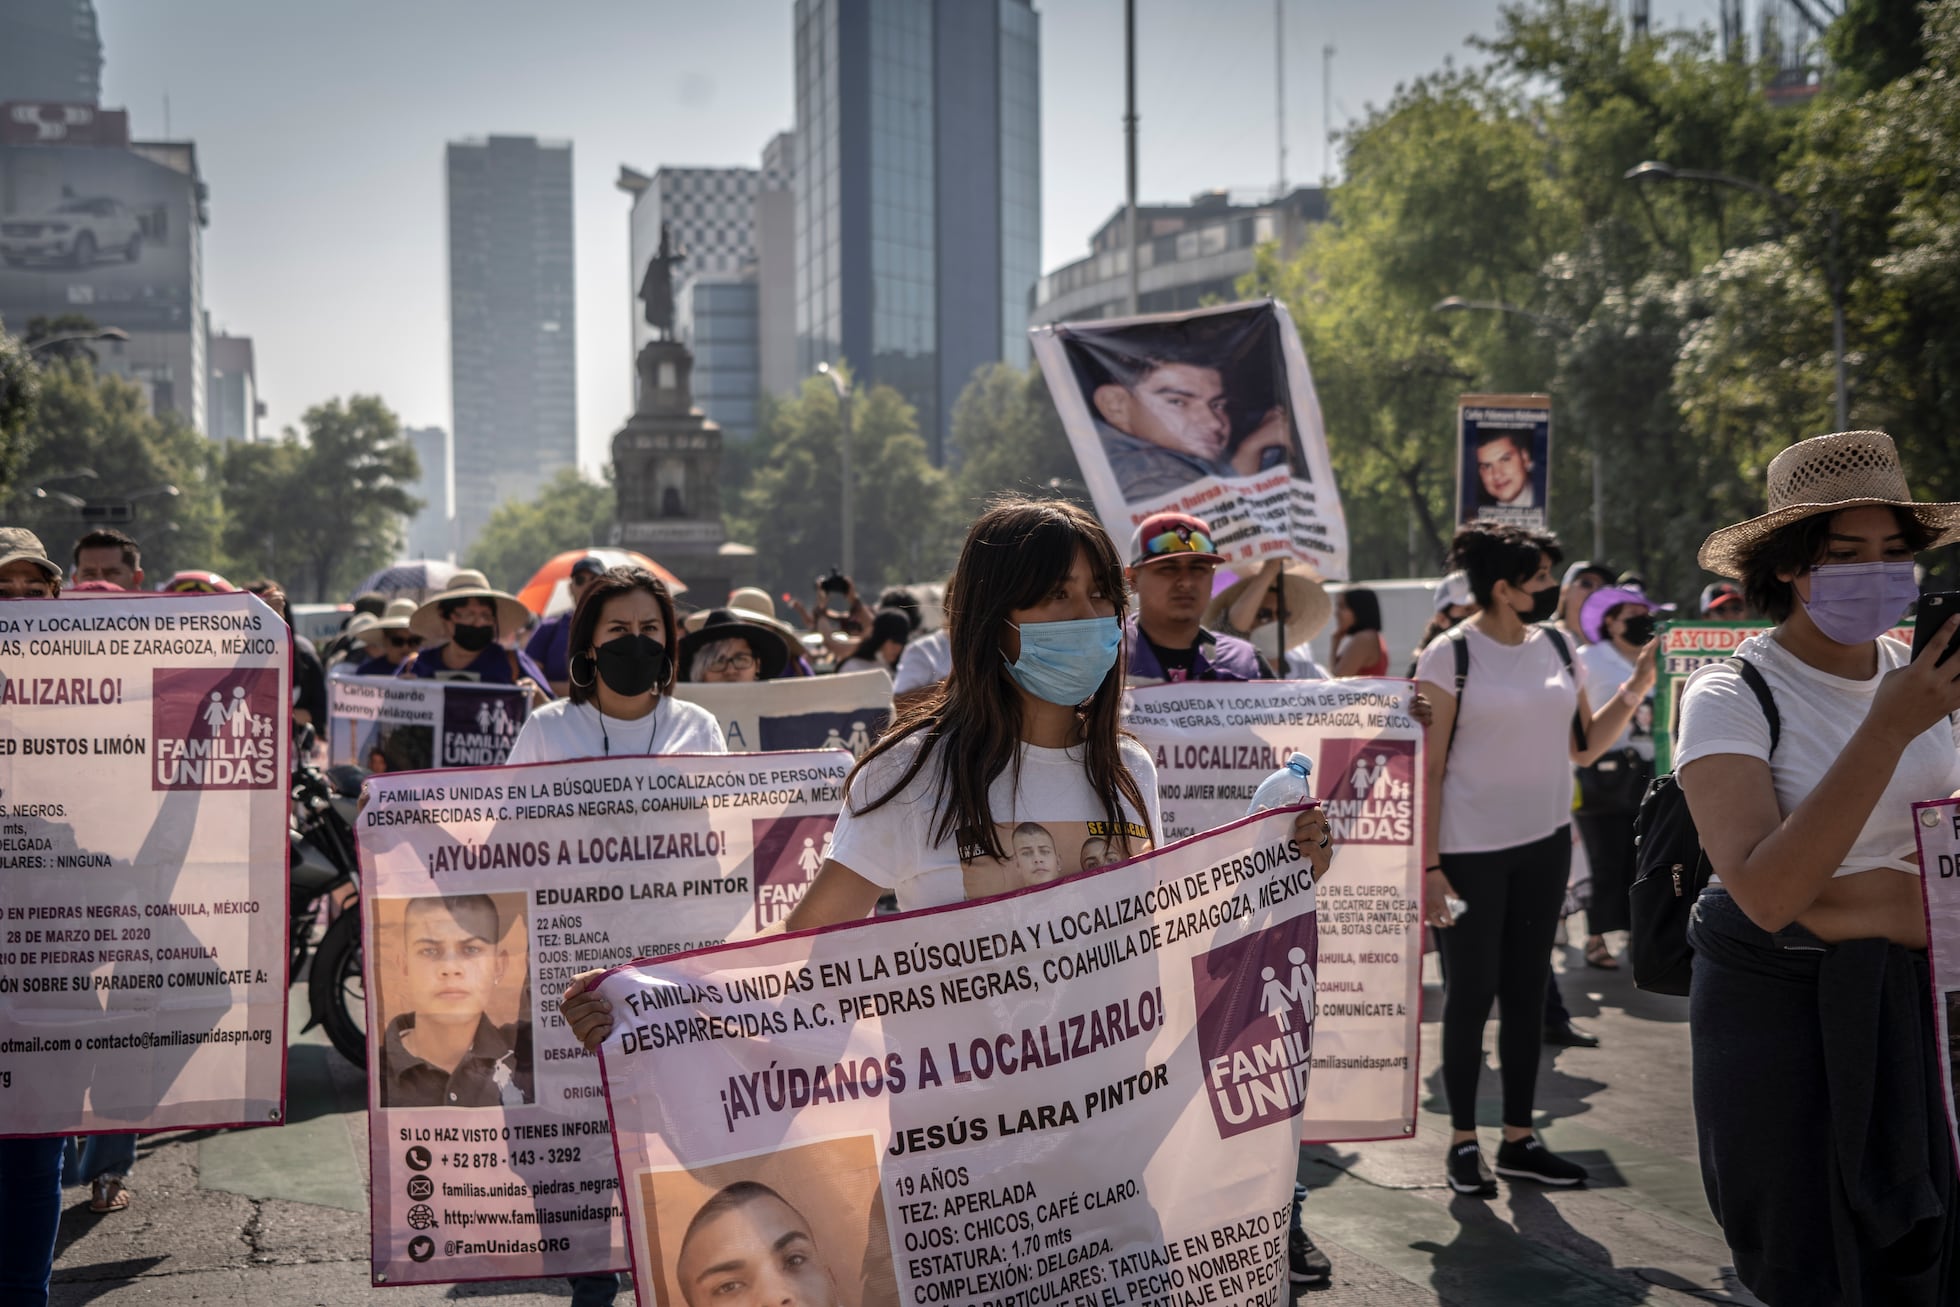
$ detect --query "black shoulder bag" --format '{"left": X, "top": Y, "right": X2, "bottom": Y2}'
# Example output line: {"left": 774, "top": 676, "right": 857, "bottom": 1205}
{"left": 1627, "top": 657, "right": 1779, "bottom": 996}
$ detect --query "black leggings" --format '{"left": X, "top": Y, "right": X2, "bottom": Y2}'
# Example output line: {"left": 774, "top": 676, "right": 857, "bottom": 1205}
{"left": 1436, "top": 827, "right": 1571, "bottom": 1131}
{"left": 1575, "top": 810, "right": 1635, "bottom": 936}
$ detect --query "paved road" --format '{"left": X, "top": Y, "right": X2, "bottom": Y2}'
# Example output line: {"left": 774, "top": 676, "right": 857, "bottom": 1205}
{"left": 49, "top": 945, "right": 1761, "bottom": 1306}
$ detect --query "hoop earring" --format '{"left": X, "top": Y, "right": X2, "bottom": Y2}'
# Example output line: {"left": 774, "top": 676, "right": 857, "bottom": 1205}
{"left": 569, "top": 652, "right": 596, "bottom": 690}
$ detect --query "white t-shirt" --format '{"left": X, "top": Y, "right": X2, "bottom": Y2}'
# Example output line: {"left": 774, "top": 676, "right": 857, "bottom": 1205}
{"left": 1282, "top": 642, "right": 1331, "bottom": 681}
{"left": 1675, "top": 633, "right": 1960, "bottom": 878}
{"left": 1415, "top": 624, "right": 1587, "bottom": 854}
{"left": 504, "top": 695, "right": 726, "bottom": 765}
{"left": 837, "top": 655, "right": 894, "bottom": 678}
{"left": 891, "top": 630, "right": 952, "bottom": 694}
{"left": 1576, "top": 639, "right": 1654, "bottom": 760}
{"left": 828, "top": 733, "right": 1162, "bottom": 911}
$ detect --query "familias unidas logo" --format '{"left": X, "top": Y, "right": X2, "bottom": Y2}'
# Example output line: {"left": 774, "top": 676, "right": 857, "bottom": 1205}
{"left": 1316, "top": 737, "right": 1416, "bottom": 845}
{"left": 151, "top": 667, "right": 280, "bottom": 790}
{"left": 1189, "top": 917, "right": 1318, "bottom": 1140}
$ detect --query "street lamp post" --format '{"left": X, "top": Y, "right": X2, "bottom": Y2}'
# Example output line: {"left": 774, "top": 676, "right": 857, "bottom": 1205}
{"left": 816, "top": 363, "right": 855, "bottom": 579}
{"left": 1431, "top": 296, "right": 1604, "bottom": 562}
{"left": 1623, "top": 160, "right": 1848, "bottom": 430}
{"left": 25, "top": 327, "right": 129, "bottom": 356}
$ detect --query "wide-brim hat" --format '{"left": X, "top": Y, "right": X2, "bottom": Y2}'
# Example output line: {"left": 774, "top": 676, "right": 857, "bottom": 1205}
{"left": 376, "top": 596, "right": 417, "bottom": 630}
{"left": 1699, "top": 431, "right": 1960, "bottom": 579}
{"left": 1203, "top": 562, "right": 1332, "bottom": 651}
{"left": 677, "top": 609, "right": 793, "bottom": 681}
{"left": 683, "top": 602, "right": 803, "bottom": 646}
{"left": 346, "top": 613, "right": 384, "bottom": 646}
{"left": 1579, "top": 586, "right": 1674, "bottom": 645}
{"left": 408, "top": 569, "right": 531, "bottom": 640}
{"left": 727, "top": 586, "right": 778, "bottom": 621}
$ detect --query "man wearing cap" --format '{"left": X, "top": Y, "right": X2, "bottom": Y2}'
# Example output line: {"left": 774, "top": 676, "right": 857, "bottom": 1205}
{"left": 0, "top": 528, "right": 62, "bottom": 597}
{"left": 525, "top": 555, "right": 606, "bottom": 697}
{"left": 349, "top": 599, "right": 423, "bottom": 676}
{"left": 1699, "top": 581, "right": 1747, "bottom": 619}
{"left": 70, "top": 528, "right": 143, "bottom": 591}
{"left": 1123, "top": 512, "right": 1271, "bottom": 684}
{"left": 401, "top": 571, "right": 551, "bottom": 707}
{"left": 1553, "top": 561, "right": 1617, "bottom": 646}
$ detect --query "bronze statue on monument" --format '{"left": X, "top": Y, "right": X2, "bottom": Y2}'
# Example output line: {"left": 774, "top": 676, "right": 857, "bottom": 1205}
{"left": 638, "top": 221, "right": 684, "bottom": 340}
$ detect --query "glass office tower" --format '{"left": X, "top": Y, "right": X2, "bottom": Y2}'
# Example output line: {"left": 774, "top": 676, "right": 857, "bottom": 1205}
{"left": 793, "top": 0, "right": 1040, "bottom": 462}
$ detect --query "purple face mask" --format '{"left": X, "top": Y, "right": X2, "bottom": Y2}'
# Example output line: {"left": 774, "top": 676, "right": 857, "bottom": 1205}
{"left": 1801, "top": 561, "right": 1919, "bottom": 646}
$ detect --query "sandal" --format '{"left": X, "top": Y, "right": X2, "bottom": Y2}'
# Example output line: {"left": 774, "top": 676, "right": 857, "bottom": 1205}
{"left": 89, "top": 1174, "right": 131, "bottom": 1214}
{"left": 1584, "top": 938, "right": 1619, "bottom": 970}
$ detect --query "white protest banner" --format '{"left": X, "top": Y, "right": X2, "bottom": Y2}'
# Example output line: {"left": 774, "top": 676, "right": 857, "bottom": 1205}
{"left": 0, "top": 593, "right": 290, "bottom": 1137}
{"left": 328, "top": 672, "right": 527, "bottom": 773}
{"left": 1124, "top": 678, "right": 1421, "bottom": 1140}
{"left": 599, "top": 810, "right": 1318, "bottom": 1307}
{"left": 1031, "top": 299, "right": 1349, "bottom": 579}
{"left": 359, "top": 749, "right": 851, "bottom": 1285}
{"left": 676, "top": 669, "right": 893, "bottom": 759}
{"left": 1915, "top": 798, "right": 1960, "bottom": 1162}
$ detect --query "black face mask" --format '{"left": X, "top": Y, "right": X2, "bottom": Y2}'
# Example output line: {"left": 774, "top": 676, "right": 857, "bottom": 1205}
{"left": 451, "top": 623, "right": 495, "bottom": 653}
{"left": 1524, "top": 586, "right": 1561, "bottom": 624}
{"left": 1620, "top": 613, "right": 1657, "bottom": 646}
{"left": 594, "top": 634, "right": 670, "bottom": 697}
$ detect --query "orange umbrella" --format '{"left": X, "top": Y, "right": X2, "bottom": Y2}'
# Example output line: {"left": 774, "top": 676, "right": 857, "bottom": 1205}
{"left": 515, "top": 548, "right": 688, "bottom": 617}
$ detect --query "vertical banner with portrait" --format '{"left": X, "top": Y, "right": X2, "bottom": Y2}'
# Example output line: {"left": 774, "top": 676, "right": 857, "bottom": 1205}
{"left": 1455, "top": 394, "right": 1551, "bottom": 531}
{"left": 359, "top": 750, "right": 851, "bottom": 1285}
{"left": 1125, "top": 679, "right": 1423, "bottom": 1140}
{"left": 0, "top": 594, "right": 290, "bottom": 1137}
{"left": 328, "top": 673, "right": 527, "bottom": 773}
{"left": 675, "top": 669, "right": 893, "bottom": 760}
{"left": 599, "top": 810, "right": 1318, "bottom": 1307}
{"left": 1031, "top": 299, "right": 1349, "bottom": 580}
{"left": 1913, "top": 799, "right": 1960, "bottom": 1165}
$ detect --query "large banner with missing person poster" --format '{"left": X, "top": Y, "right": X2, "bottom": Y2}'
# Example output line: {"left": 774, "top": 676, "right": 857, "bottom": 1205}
{"left": 328, "top": 672, "right": 528, "bottom": 774}
{"left": 1125, "top": 678, "right": 1422, "bottom": 1140}
{"left": 0, "top": 593, "right": 290, "bottom": 1137}
{"left": 598, "top": 809, "right": 1317, "bottom": 1307}
{"left": 676, "top": 669, "right": 894, "bottom": 761}
{"left": 1913, "top": 799, "right": 1960, "bottom": 1163}
{"left": 1031, "top": 299, "right": 1349, "bottom": 580}
{"left": 358, "top": 749, "right": 850, "bottom": 1285}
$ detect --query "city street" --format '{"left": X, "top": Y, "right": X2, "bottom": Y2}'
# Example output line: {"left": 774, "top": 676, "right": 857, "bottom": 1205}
{"left": 49, "top": 945, "right": 1754, "bottom": 1307}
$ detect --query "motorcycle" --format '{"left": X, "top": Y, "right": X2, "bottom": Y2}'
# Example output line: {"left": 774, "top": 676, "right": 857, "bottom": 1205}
{"left": 287, "top": 724, "right": 368, "bottom": 1068}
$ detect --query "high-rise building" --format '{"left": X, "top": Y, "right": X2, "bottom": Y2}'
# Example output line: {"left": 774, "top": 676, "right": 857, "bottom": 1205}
{"left": 1031, "top": 188, "right": 1328, "bottom": 326}
{"left": 446, "top": 135, "right": 576, "bottom": 555}
{"left": 0, "top": 115, "right": 208, "bottom": 431}
{"left": 206, "top": 331, "right": 259, "bottom": 442}
{"left": 792, "top": 0, "right": 1040, "bottom": 461}
{"left": 402, "top": 425, "right": 455, "bottom": 563}
{"left": 755, "top": 131, "right": 798, "bottom": 399}
{"left": 0, "top": 0, "right": 102, "bottom": 107}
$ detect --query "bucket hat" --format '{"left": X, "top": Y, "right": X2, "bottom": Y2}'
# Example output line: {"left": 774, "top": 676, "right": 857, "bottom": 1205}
{"left": 0, "top": 527, "right": 60, "bottom": 582}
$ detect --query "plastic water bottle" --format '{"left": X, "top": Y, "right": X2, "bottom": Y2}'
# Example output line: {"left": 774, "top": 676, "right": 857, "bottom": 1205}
{"left": 1247, "top": 752, "right": 1314, "bottom": 814}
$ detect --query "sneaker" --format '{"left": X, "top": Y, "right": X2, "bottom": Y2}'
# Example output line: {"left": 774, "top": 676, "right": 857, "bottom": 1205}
{"left": 1288, "top": 1225, "right": 1332, "bottom": 1284}
{"left": 1446, "top": 1140, "right": 1497, "bottom": 1197}
{"left": 1543, "top": 1020, "right": 1601, "bottom": 1048}
{"left": 1494, "top": 1136, "right": 1589, "bottom": 1187}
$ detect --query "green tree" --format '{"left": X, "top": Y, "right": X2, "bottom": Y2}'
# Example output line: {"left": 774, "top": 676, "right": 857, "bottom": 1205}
{"left": 466, "top": 467, "right": 616, "bottom": 592}
{"left": 0, "top": 319, "right": 37, "bottom": 498}
{"left": 734, "top": 372, "right": 957, "bottom": 596}
{"left": 7, "top": 354, "right": 221, "bottom": 580}
{"left": 948, "top": 363, "right": 1086, "bottom": 513}
{"left": 221, "top": 395, "right": 421, "bottom": 601}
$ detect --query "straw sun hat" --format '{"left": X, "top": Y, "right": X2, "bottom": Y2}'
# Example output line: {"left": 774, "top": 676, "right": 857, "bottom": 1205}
{"left": 1698, "top": 431, "right": 1960, "bottom": 580}
{"left": 1202, "top": 562, "right": 1333, "bottom": 651}
{"left": 408, "top": 570, "right": 532, "bottom": 640}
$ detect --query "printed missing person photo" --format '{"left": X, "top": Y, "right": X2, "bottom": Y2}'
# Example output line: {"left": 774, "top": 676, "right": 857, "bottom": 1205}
{"left": 1455, "top": 395, "right": 1552, "bottom": 528}
{"left": 957, "top": 819, "right": 1153, "bottom": 902}
{"left": 1055, "top": 306, "right": 1306, "bottom": 504}
{"left": 638, "top": 1134, "right": 895, "bottom": 1307}
{"left": 373, "top": 891, "right": 534, "bottom": 1110}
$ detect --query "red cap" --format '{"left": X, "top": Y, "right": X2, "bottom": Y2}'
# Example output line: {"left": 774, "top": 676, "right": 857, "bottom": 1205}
{"left": 1128, "top": 512, "right": 1224, "bottom": 567}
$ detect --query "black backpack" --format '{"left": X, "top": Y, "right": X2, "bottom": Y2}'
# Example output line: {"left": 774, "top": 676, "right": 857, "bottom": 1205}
{"left": 1627, "top": 657, "right": 1779, "bottom": 996}
{"left": 1442, "top": 622, "right": 1586, "bottom": 758}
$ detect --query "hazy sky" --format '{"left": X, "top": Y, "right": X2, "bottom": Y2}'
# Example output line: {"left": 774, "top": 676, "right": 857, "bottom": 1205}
{"left": 93, "top": 0, "right": 1725, "bottom": 472}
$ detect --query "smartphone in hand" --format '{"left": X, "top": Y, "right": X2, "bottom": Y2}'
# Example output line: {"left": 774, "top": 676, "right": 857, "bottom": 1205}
{"left": 1911, "top": 592, "right": 1960, "bottom": 666}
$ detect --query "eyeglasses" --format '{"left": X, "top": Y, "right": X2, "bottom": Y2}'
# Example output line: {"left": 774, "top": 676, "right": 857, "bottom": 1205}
{"left": 387, "top": 635, "right": 422, "bottom": 650}
{"left": 1142, "top": 525, "right": 1216, "bottom": 559}
{"left": 707, "top": 652, "right": 757, "bottom": 674}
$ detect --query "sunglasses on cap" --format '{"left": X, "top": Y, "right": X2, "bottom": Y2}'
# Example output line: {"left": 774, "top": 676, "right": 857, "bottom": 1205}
{"left": 1141, "top": 524, "right": 1216, "bottom": 559}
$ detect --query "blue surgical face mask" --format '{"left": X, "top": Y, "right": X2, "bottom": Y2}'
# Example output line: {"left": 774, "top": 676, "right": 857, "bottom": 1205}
{"left": 1801, "top": 560, "right": 1919, "bottom": 646}
{"left": 1002, "top": 616, "right": 1123, "bottom": 707}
